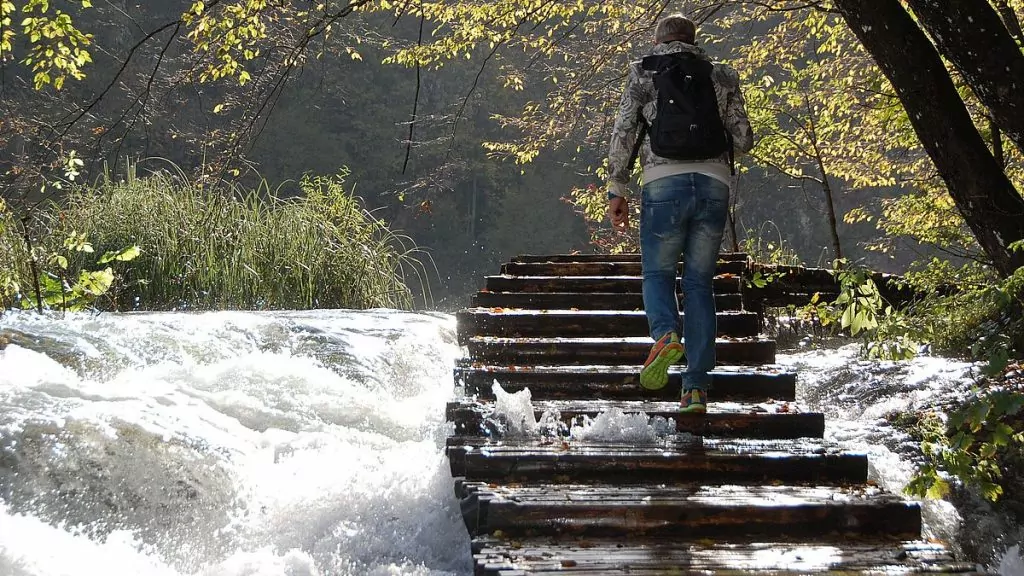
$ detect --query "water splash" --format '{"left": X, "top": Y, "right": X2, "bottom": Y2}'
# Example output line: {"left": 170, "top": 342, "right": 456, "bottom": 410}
{"left": 1000, "top": 545, "right": 1024, "bottom": 576}
{"left": 568, "top": 408, "right": 676, "bottom": 443}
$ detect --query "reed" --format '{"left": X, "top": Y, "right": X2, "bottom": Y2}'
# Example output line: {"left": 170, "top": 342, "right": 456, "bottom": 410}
{"left": 28, "top": 169, "right": 423, "bottom": 311}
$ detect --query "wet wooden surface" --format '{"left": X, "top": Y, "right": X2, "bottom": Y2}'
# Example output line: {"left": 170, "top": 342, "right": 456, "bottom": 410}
{"left": 454, "top": 364, "right": 798, "bottom": 402}
{"left": 446, "top": 252, "right": 983, "bottom": 574}
{"left": 471, "top": 538, "right": 981, "bottom": 575}
{"left": 510, "top": 252, "right": 750, "bottom": 264}
{"left": 472, "top": 292, "right": 744, "bottom": 311}
{"left": 457, "top": 482, "right": 921, "bottom": 539}
{"left": 501, "top": 261, "right": 749, "bottom": 277}
{"left": 486, "top": 275, "right": 743, "bottom": 294}
{"left": 456, "top": 309, "right": 760, "bottom": 342}
{"left": 466, "top": 336, "right": 777, "bottom": 366}
{"left": 446, "top": 437, "right": 865, "bottom": 485}
{"left": 446, "top": 399, "right": 823, "bottom": 438}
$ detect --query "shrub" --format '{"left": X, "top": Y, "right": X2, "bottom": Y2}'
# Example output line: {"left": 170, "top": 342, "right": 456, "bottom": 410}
{"left": 4, "top": 169, "right": 422, "bottom": 311}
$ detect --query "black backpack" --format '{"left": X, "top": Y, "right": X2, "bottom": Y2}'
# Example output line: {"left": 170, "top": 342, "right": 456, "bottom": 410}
{"left": 640, "top": 52, "right": 732, "bottom": 164}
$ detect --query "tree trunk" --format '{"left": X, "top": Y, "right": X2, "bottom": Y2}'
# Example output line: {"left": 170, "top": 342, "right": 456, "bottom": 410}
{"left": 818, "top": 176, "right": 843, "bottom": 263}
{"left": 903, "top": 0, "right": 1024, "bottom": 155}
{"left": 991, "top": 118, "right": 1005, "bottom": 169}
{"left": 804, "top": 93, "right": 843, "bottom": 263}
{"left": 834, "top": 0, "right": 1024, "bottom": 276}
{"left": 993, "top": 0, "right": 1024, "bottom": 46}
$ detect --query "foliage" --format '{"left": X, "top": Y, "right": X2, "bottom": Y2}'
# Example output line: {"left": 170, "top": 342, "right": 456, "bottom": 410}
{"left": 0, "top": 198, "right": 24, "bottom": 310}
{"left": 1, "top": 0, "right": 94, "bottom": 90}
{"left": 892, "top": 250, "right": 1024, "bottom": 373}
{"left": 739, "top": 221, "right": 802, "bottom": 267}
{"left": 815, "top": 254, "right": 1024, "bottom": 502}
{"left": 798, "top": 261, "right": 919, "bottom": 360}
{"left": 13, "top": 230, "right": 140, "bottom": 312}
{"left": 906, "top": 383, "right": 1024, "bottom": 503}
{"left": 43, "top": 168, "right": 419, "bottom": 310}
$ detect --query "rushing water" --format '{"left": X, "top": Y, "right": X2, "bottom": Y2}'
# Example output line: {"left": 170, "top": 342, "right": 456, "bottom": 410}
{"left": 0, "top": 310, "right": 1022, "bottom": 575}
{"left": 0, "top": 310, "right": 471, "bottom": 576}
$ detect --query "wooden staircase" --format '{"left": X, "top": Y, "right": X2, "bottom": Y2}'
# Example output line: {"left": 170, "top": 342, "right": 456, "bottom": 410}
{"left": 445, "top": 253, "right": 983, "bottom": 575}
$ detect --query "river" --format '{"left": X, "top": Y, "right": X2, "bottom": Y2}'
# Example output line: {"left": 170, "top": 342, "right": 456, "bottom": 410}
{"left": 0, "top": 310, "right": 1020, "bottom": 575}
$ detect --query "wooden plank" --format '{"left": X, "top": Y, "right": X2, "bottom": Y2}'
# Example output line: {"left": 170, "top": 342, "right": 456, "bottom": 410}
{"left": 501, "top": 261, "right": 748, "bottom": 277}
{"left": 486, "top": 276, "right": 743, "bottom": 294}
{"left": 465, "top": 337, "right": 777, "bottom": 366}
{"left": 446, "top": 437, "right": 864, "bottom": 485}
{"left": 471, "top": 538, "right": 983, "bottom": 575}
{"left": 457, "top": 483, "right": 921, "bottom": 540}
{"left": 446, "top": 399, "right": 823, "bottom": 439}
{"left": 471, "top": 292, "right": 744, "bottom": 312}
{"left": 455, "top": 310, "right": 760, "bottom": 343}
{"left": 454, "top": 364, "right": 798, "bottom": 402}
{"left": 511, "top": 252, "right": 750, "bottom": 264}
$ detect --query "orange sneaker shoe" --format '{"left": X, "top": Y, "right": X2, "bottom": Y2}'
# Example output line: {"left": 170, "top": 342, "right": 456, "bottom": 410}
{"left": 639, "top": 332, "right": 684, "bottom": 390}
{"left": 680, "top": 388, "right": 707, "bottom": 414}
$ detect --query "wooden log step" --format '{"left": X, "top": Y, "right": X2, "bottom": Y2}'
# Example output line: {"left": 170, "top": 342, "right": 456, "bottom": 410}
{"left": 455, "top": 310, "right": 760, "bottom": 342}
{"left": 471, "top": 538, "right": 981, "bottom": 575}
{"left": 749, "top": 263, "right": 904, "bottom": 286}
{"left": 501, "top": 261, "right": 748, "bottom": 277}
{"left": 511, "top": 252, "right": 750, "bottom": 264}
{"left": 454, "top": 364, "right": 797, "bottom": 402}
{"left": 446, "top": 437, "right": 864, "bottom": 485}
{"left": 456, "top": 483, "right": 920, "bottom": 540}
{"left": 446, "top": 399, "right": 823, "bottom": 439}
{"left": 466, "top": 337, "right": 776, "bottom": 366}
{"left": 486, "top": 275, "right": 743, "bottom": 294}
{"left": 472, "top": 292, "right": 744, "bottom": 311}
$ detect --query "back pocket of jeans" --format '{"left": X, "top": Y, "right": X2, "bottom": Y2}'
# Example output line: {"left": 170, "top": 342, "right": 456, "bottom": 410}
{"left": 643, "top": 199, "right": 681, "bottom": 239}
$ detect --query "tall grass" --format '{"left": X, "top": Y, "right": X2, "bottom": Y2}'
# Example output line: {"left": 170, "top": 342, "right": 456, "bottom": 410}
{"left": 0, "top": 202, "right": 31, "bottom": 310}
{"left": 29, "top": 169, "right": 422, "bottom": 311}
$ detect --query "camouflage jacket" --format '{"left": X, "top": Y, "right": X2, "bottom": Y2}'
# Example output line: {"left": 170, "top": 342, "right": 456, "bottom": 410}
{"left": 606, "top": 42, "right": 754, "bottom": 198}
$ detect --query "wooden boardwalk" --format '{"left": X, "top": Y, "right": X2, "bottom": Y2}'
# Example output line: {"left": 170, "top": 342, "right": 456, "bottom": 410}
{"left": 446, "top": 253, "right": 983, "bottom": 575}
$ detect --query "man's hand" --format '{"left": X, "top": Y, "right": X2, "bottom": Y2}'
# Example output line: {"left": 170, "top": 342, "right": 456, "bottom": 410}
{"left": 608, "top": 195, "right": 630, "bottom": 231}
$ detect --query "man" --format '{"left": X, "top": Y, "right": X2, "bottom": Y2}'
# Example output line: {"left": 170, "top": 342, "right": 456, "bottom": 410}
{"left": 605, "top": 14, "right": 753, "bottom": 413}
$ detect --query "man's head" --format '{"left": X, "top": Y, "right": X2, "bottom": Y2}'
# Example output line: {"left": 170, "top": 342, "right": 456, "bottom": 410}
{"left": 654, "top": 14, "right": 696, "bottom": 45}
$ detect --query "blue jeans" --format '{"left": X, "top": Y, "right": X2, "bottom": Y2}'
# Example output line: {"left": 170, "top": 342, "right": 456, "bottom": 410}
{"left": 640, "top": 172, "right": 729, "bottom": 391}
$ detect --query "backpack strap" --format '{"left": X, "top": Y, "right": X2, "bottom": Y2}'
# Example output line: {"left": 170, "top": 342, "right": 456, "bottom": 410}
{"left": 628, "top": 107, "right": 648, "bottom": 177}
{"left": 640, "top": 52, "right": 695, "bottom": 73}
{"left": 727, "top": 130, "right": 735, "bottom": 176}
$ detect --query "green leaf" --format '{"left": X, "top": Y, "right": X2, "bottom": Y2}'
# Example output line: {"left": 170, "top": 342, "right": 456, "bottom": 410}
{"left": 993, "top": 423, "right": 1014, "bottom": 447}
{"left": 76, "top": 267, "right": 113, "bottom": 295}
{"left": 97, "top": 245, "right": 141, "bottom": 264}
{"left": 925, "top": 476, "right": 950, "bottom": 499}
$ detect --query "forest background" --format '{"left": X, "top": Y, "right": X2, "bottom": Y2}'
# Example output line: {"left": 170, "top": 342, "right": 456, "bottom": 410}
{"left": 6, "top": 0, "right": 1020, "bottom": 310}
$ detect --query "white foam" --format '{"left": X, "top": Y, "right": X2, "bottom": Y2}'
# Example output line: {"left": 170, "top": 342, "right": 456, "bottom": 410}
{"left": 0, "top": 504, "right": 179, "bottom": 576}
{"left": 491, "top": 381, "right": 539, "bottom": 436}
{"left": 0, "top": 310, "right": 471, "bottom": 576}
{"left": 999, "top": 545, "right": 1024, "bottom": 576}
{"left": 569, "top": 408, "right": 675, "bottom": 443}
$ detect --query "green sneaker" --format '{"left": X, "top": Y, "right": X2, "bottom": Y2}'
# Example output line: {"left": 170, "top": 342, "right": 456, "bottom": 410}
{"left": 639, "top": 332, "right": 684, "bottom": 390}
{"left": 680, "top": 388, "right": 707, "bottom": 414}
